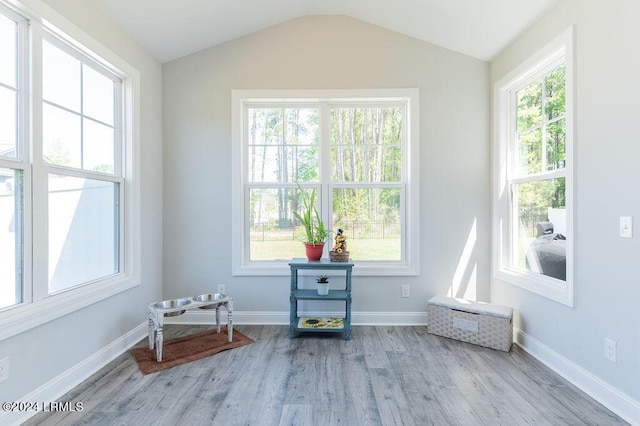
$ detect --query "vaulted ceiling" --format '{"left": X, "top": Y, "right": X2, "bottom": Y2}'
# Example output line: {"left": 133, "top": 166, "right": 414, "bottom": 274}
{"left": 89, "top": 0, "right": 560, "bottom": 63}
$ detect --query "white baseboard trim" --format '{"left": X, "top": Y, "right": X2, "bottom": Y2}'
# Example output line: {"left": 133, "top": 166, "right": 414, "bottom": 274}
{"left": 1, "top": 322, "right": 148, "bottom": 426}
{"left": 515, "top": 328, "right": 640, "bottom": 426}
{"left": 165, "top": 310, "right": 428, "bottom": 326}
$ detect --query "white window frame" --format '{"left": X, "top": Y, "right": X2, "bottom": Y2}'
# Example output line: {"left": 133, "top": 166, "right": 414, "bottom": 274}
{"left": 493, "top": 27, "right": 574, "bottom": 306}
{"left": 0, "top": 2, "right": 31, "bottom": 307}
{"left": 0, "top": 0, "right": 141, "bottom": 341}
{"left": 39, "top": 31, "right": 125, "bottom": 296}
{"left": 232, "top": 89, "right": 420, "bottom": 276}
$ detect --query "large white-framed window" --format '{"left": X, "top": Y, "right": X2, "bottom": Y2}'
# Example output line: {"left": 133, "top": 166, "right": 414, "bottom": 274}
{"left": 493, "top": 27, "right": 574, "bottom": 306}
{"left": 0, "top": 0, "right": 141, "bottom": 341}
{"left": 232, "top": 89, "right": 420, "bottom": 276}
{"left": 41, "top": 34, "right": 124, "bottom": 294}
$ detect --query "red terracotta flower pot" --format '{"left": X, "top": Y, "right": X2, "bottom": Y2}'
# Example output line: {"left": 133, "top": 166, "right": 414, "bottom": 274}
{"left": 304, "top": 242, "right": 324, "bottom": 261}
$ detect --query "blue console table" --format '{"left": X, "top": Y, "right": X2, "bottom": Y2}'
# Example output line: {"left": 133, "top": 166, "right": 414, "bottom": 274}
{"left": 289, "top": 258, "right": 354, "bottom": 339}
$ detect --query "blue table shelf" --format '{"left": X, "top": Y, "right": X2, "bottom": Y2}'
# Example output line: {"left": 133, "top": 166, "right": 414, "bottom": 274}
{"left": 289, "top": 258, "right": 354, "bottom": 339}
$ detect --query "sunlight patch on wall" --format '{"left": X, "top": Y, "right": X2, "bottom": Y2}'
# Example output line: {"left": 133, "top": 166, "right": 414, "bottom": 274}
{"left": 448, "top": 218, "right": 477, "bottom": 300}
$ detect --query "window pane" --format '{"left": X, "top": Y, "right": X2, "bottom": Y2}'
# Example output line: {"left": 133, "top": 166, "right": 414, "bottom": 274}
{"left": 83, "top": 64, "right": 114, "bottom": 125}
{"left": 83, "top": 118, "right": 114, "bottom": 173}
{"left": 48, "top": 175, "right": 119, "bottom": 293}
{"left": 517, "top": 80, "right": 542, "bottom": 131}
{"left": 331, "top": 145, "right": 401, "bottom": 182}
{"left": 516, "top": 128, "right": 542, "bottom": 175}
{"left": 516, "top": 67, "right": 566, "bottom": 177}
{"left": 43, "top": 40, "right": 81, "bottom": 112}
{"left": 43, "top": 103, "right": 81, "bottom": 168}
{"left": 248, "top": 108, "right": 282, "bottom": 145}
{"left": 0, "top": 168, "right": 22, "bottom": 309}
{"left": 248, "top": 187, "right": 302, "bottom": 260}
{"left": 0, "top": 86, "right": 16, "bottom": 158}
{"left": 284, "top": 108, "right": 318, "bottom": 145}
{"left": 248, "top": 107, "right": 320, "bottom": 183}
{"left": 545, "top": 65, "right": 565, "bottom": 120}
{"left": 546, "top": 118, "right": 566, "bottom": 171}
{"left": 249, "top": 108, "right": 319, "bottom": 146}
{"left": 0, "top": 14, "right": 16, "bottom": 88}
{"left": 332, "top": 187, "right": 401, "bottom": 261}
{"left": 513, "top": 178, "right": 566, "bottom": 281}
{"left": 330, "top": 107, "right": 403, "bottom": 183}
{"left": 248, "top": 145, "right": 319, "bottom": 183}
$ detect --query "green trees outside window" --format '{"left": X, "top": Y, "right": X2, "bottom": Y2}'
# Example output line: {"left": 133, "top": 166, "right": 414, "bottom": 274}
{"left": 247, "top": 104, "right": 405, "bottom": 261}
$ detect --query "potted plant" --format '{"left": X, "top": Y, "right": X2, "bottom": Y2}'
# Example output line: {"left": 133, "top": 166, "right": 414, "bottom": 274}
{"left": 316, "top": 275, "right": 330, "bottom": 296}
{"left": 293, "top": 182, "right": 331, "bottom": 261}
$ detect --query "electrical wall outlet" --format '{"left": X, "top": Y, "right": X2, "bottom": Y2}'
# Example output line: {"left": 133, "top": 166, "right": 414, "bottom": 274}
{"left": 217, "top": 284, "right": 226, "bottom": 295}
{"left": 604, "top": 338, "right": 617, "bottom": 363}
{"left": 401, "top": 285, "right": 410, "bottom": 298}
{"left": 620, "top": 216, "right": 633, "bottom": 238}
{"left": 0, "top": 357, "right": 9, "bottom": 383}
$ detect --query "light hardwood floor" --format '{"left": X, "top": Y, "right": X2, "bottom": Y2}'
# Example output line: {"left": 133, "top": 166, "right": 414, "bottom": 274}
{"left": 25, "top": 325, "right": 627, "bottom": 425}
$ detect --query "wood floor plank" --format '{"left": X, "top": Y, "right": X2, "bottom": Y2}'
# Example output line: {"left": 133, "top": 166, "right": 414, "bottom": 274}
{"left": 451, "top": 339, "right": 502, "bottom": 374}
{"left": 314, "top": 350, "right": 348, "bottom": 409}
{"left": 244, "top": 338, "right": 292, "bottom": 425}
{"left": 472, "top": 371, "right": 553, "bottom": 425}
{"left": 147, "top": 365, "right": 213, "bottom": 423}
{"left": 359, "top": 325, "right": 392, "bottom": 369}
{"left": 209, "top": 327, "right": 280, "bottom": 425}
{"left": 374, "top": 325, "right": 407, "bottom": 352}
{"left": 387, "top": 351, "right": 450, "bottom": 425}
{"left": 283, "top": 337, "right": 322, "bottom": 406}
{"left": 151, "top": 374, "right": 200, "bottom": 411}
{"left": 524, "top": 369, "right": 628, "bottom": 425}
{"left": 279, "top": 404, "right": 314, "bottom": 425}
{"left": 393, "top": 325, "right": 428, "bottom": 353}
{"left": 173, "top": 389, "right": 227, "bottom": 426}
{"left": 340, "top": 351, "right": 383, "bottom": 425}
{"left": 370, "top": 366, "right": 418, "bottom": 425}
{"left": 419, "top": 372, "right": 486, "bottom": 425}
{"left": 22, "top": 325, "right": 628, "bottom": 426}
{"left": 416, "top": 338, "right": 466, "bottom": 374}
{"left": 485, "top": 354, "right": 591, "bottom": 425}
{"left": 448, "top": 370, "right": 520, "bottom": 425}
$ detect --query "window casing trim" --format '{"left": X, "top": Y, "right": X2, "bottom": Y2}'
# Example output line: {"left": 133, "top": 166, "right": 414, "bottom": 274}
{"left": 231, "top": 88, "right": 420, "bottom": 276}
{"left": 492, "top": 27, "right": 575, "bottom": 306}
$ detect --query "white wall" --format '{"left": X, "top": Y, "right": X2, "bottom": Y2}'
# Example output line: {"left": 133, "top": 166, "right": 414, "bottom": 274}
{"left": 162, "top": 16, "right": 490, "bottom": 318}
{"left": 491, "top": 0, "right": 640, "bottom": 417}
{"left": 0, "top": 0, "right": 163, "bottom": 407}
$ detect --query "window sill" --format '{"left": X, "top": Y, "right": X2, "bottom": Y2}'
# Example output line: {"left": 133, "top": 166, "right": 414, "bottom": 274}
{"left": 0, "top": 275, "right": 140, "bottom": 342}
{"left": 233, "top": 259, "right": 419, "bottom": 277}
{"left": 495, "top": 267, "right": 573, "bottom": 307}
